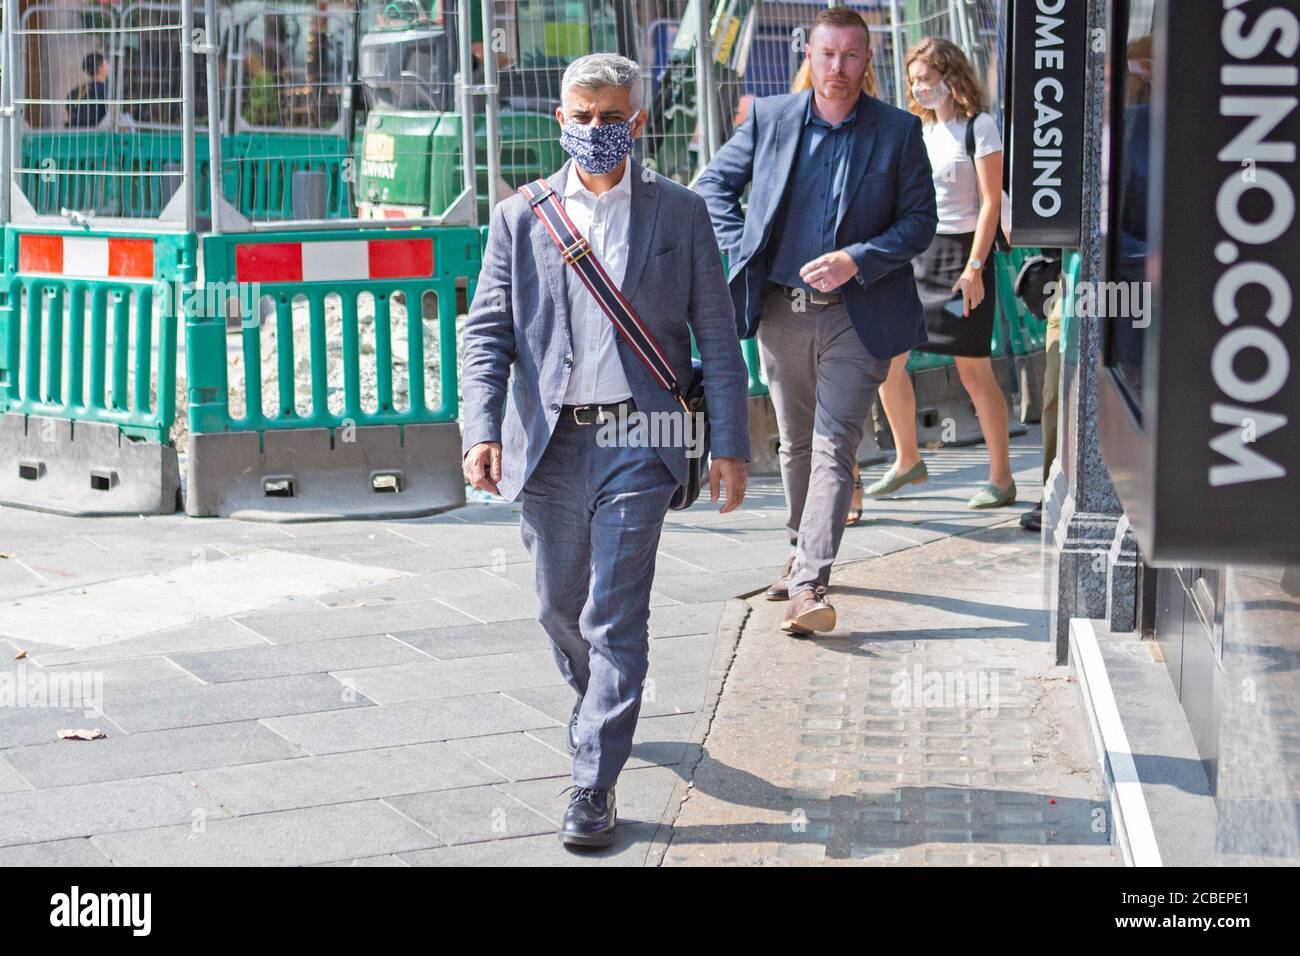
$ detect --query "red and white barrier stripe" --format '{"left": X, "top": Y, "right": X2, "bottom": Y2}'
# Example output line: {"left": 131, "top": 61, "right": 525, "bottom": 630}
{"left": 234, "top": 238, "right": 435, "bottom": 284}
{"left": 18, "top": 234, "right": 155, "bottom": 279}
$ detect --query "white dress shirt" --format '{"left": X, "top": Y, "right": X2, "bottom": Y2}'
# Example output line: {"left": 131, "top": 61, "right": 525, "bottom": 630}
{"left": 560, "top": 160, "right": 634, "bottom": 406}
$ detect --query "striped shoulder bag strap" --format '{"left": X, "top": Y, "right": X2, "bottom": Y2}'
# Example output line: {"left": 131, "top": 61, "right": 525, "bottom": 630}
{"left": 517, "top": 179, "right": 690, "bottom": 413}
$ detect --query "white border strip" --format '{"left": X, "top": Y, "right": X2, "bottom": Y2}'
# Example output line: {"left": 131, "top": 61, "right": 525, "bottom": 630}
{"left": 1069, "top": 618, "right": 1163, "bottom": 867}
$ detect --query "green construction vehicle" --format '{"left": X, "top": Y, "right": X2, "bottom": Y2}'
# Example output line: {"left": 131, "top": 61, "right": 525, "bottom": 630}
{"left": 357, "top": 0, "right": 601, "bottom": 221}
{"left": 353, "top": 0, "right": 731, "bottom": 222}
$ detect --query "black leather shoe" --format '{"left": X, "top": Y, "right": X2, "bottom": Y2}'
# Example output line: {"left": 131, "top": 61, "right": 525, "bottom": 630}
{"left": 567, "top": 700, "right": 580, "bottom": 755}
{"left": 559, "top": 787, "right": 616, "bottom": 848}
{"left": 1020, "top": 501, "right": 1043, "bottom": 532}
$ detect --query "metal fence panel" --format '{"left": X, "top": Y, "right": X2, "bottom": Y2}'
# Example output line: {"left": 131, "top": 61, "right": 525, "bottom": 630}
{"left": 6, "top": 0, "right": 199, "bottom": 229}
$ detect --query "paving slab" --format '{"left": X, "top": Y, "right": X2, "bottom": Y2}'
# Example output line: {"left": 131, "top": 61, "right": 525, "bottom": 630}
{"left": 99, "top": 673, "right": 371, "bottom": 734}
{"left": 332, "top": 648, "right": 565, "bottom": 705}
{"left": 397, "top": 824, "right": 658, "bottom": 866}
{"left": 0, "top": 756, "right": 31, "bottom": 794}
{"left": 0, "top": 774, "right": 227, "bottom": 848}
{"left": 384, "top": 784, "right": 556, "bottom": 845}
{"left": 261, "top": 692, "right": 559, "bottom": 755}
{"left": 0, "top": 702, "right": 113, "bottom": 749}
{"left": 310, "top": 854, "right": 409, "bottom": 866}
{"left": 449, "top": 732, "right": 574, "bottom": 782}
{"left": 0, "top": 550, "right": 407, "bottom": 649}
{"left": 169, "top": 633, "right": 430, "bottom": 683}
{"left": 18, "top": 619, "right": 268, "bottom": 668}
{"left": 233, "top": 597, "right": 479, "bottom": 642}
{"left": 186, "top": 742, "right": 503, "bottom": 815}
{"left": 387, "top": 618, "right": 550, "bottom": 660}
{"left": 90, "top": 800, "right": 441, "bottom": 866}
{"left": 3, "top": 720, "right": 304, "bottom": 789}
{"left": 0, "top": 837, "right": 114, "bottom": 867}
{"left": 648, "top": 601, "right": 727, "bottom": 639}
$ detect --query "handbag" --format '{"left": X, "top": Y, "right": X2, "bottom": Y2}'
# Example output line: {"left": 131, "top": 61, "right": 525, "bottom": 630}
{"left": 1014, "top": 251, "right": 1064, "bottom": 321}
{"left": 518, "top": 178, "right": 710, "bottom": 511}
{"left": 965, "top": 114, "right": 1012, "bottom": 252}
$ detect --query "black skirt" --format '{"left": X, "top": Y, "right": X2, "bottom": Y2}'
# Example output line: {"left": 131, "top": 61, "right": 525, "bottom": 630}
{"left": 913, "top": 231, "right": 997, "bottom": 358}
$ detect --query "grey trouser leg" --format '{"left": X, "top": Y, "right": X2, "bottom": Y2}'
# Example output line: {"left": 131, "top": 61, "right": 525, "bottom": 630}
{"left": 757, "top": 287, "right": 817, "bottom": 548}
{"left": 520, "top": 416, "right": 678, "bottom": 790}
{"left": 758, "top": 288, "right": 890, "bottom": 595}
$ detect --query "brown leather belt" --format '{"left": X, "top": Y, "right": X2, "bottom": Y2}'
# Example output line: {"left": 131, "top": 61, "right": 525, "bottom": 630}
{"left": 561, "top": 398, "right": 636, "bottom": 426}
{"left": 771, "top": 282, "right": 842, "bottom": 306}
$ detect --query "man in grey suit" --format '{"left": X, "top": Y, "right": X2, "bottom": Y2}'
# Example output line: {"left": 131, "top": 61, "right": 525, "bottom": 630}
{"left": 697, "top": 7, "right": 938, "bottom": 636}
{"left": 460, "top": 53, "right": 751, "bottom": 848}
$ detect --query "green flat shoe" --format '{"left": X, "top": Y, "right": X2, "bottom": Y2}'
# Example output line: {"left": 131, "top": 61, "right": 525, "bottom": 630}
{"left": 865, "top": 460, "right": 929, "bottom": 497}
{"left": 968, "top": 480, "right": 1017, "bottom": 509}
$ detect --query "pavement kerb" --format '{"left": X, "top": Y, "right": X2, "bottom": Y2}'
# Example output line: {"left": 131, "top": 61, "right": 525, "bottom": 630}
{"left": 645, "top": 597, "right": 750, "bottom": 866}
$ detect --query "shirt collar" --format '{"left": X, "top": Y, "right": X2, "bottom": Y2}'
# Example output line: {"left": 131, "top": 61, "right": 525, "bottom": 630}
{"left": 805, "top": 90, "right": 862, "bottom": 130}
{"left": 564, "top": 156, "right": 633, "bottom": 199}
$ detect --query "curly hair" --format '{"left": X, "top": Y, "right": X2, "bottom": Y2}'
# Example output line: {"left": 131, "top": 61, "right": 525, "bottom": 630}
{"left": 904, "top": 37, "right": 988, "bottom": 122}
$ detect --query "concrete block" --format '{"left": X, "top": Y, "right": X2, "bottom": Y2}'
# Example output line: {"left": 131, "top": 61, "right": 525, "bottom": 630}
{"left": 186, "top": 422, "right": 466, "bottom": 521}
{"left": 0, "top": 412, "right": 179, "bottom": 516}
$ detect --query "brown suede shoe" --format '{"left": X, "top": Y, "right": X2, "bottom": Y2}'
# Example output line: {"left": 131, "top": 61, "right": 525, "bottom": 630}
{"left": 764, "top": 555, "right": 796, "bottom": 602}
{"left": 781, "top": 586, "right": 836, "bottom": 635}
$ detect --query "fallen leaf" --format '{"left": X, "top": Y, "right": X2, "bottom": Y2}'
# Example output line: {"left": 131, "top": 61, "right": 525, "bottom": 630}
{"left": 56, "top": 728, "right": 107, "bottom": 741}
{"left": 13, "top": 650, "right": 27, "bottom": 660}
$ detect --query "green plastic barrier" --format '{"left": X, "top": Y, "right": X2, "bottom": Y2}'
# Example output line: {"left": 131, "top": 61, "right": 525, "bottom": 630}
{"left": 190, "top": 225, "right": 482, "bottom": 436}
{"left": 18, "top": 131, "right": 350, "bottom": 220}
{"left": 222, "top": 133, "right": 352, "bottom": 220}
{"left": 0, "top": 226, "right": 194, "bottom": 443}
{"left": 993, "top": 248, "right": 1048, "bottom": 355}
{"left": 1060, "top": 250, "right": 1083, "bottom": 351}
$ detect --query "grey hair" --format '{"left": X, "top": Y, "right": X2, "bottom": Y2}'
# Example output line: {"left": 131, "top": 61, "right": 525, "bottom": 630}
{"left": 560, "top": 53, "right": 643, "bottom": 113}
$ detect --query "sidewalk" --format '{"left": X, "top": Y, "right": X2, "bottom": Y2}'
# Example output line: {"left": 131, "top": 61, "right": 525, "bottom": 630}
{"left": 661, "top": 522, "right": 1115, "bottom": 866}
{"left": 0, "top": 426, "right": 1108, "bottom": 865}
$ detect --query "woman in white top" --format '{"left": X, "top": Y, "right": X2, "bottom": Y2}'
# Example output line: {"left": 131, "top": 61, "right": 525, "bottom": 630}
{"left": 851, "top": 37, "right": 1015, "bottom": 514}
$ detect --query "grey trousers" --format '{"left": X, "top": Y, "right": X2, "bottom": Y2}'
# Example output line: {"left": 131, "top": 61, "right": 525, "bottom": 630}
{"left": 757, "top": 286, "right": 891, "bottom": 596}
{"left": 519, "top": 415, "right": 679, "bottom": 790}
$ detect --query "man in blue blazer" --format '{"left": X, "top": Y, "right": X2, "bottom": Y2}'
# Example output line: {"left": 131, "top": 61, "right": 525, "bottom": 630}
{"left": 460, "top": 53, "right": 750, "bottom": 848}
{"left": 697, "top": 6, "right": 938, "bottom": 636}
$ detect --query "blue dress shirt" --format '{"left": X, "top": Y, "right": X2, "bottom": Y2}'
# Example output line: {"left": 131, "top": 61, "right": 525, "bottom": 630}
{"left": 766, "top": 92, "right": 862, "bottom": 294}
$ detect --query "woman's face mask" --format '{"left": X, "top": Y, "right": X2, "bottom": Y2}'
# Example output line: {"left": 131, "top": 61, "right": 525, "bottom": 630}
{"left": 560, "top": 117, "right": 635, "bottom": 175}
{"left": 911, "top": 79, "right": 951, "bottom": 112}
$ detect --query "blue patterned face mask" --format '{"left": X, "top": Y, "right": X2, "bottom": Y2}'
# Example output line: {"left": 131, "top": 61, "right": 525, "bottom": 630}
{"left": 559, "top": 118, "right": 634, "bottom": 175}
